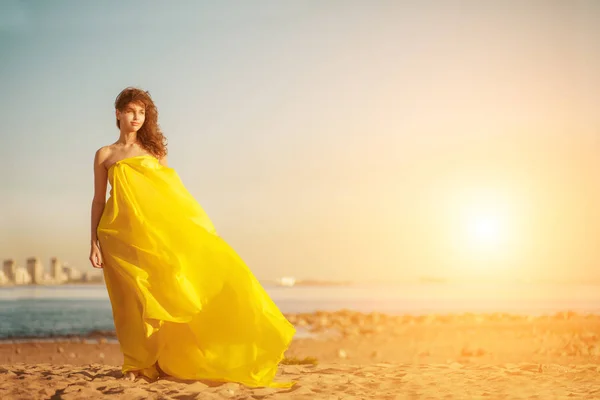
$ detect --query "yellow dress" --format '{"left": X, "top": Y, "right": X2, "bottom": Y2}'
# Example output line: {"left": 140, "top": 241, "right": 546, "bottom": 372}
{"left": 97, "top": 155, "right": 296, "bottom": 388}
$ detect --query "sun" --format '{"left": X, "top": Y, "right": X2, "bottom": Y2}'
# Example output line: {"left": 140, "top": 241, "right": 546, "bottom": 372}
{"left": 448, "top": 187, "right": 515, "bottom": 256}
{"left": 465, "top": 212, "right": 506, "bottom": 250}
{"left": 440, "top": 185, "right": 524, "bottom": 276}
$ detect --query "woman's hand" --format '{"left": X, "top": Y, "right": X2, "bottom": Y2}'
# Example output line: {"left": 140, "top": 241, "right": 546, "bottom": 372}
{"left": 89, "top": 243, "right": 104, "bottom": 269}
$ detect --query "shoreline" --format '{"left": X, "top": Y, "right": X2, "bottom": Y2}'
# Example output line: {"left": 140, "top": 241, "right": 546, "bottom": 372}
{"left": 3, "top": 279, "right": 600, "bottom": 288}
{"left": 0, "top": 281, "right": 106, "bottom": 288}
{"left": 1, "top": 309, "right": 599, "bottom": 341}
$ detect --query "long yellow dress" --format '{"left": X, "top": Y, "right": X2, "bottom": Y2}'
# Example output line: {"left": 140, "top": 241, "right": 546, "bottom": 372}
{"left": 97, "top": 155, "right": 296, "bottom": 388}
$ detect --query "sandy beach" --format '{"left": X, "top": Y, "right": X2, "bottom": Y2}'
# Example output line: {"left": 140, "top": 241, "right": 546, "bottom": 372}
{"left": 1, "top": 311, "right": 599, "bottom": 399}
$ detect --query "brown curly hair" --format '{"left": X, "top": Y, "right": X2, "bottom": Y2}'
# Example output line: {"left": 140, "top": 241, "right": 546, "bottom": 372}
{"left": 115, "top": 87, "right": 168, "bottom": 159}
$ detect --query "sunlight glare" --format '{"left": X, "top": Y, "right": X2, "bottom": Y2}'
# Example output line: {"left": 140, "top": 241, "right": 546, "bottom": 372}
{"left": 466, "top": 212, "right": 505, "bottom": 250}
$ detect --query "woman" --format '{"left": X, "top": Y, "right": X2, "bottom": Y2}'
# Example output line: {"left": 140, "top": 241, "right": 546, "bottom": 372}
{"left": 89, "top": 87, "right": 295, "bottom": 388}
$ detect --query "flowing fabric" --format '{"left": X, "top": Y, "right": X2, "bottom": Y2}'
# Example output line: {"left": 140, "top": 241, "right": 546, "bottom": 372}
{"left": 97, "top": 155, "right": 295, "bottom": 388}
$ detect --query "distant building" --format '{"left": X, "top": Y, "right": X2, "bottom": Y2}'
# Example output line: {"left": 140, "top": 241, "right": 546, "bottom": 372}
{"left": 15, "top": 267, "right": 31, "bottom": 285}
{"left": 90, "top": 273, "right": 105, "bottom": 283}
{"left": 3, "top": 259, "right": 16, "bottom": 283}
{"left": 26, "top": 257, "right": 44, "bottom": 284}
{"left": 51, "top": 257, "right": 67, "bottom": 283}
{"left": 276, "top": 276, "right": 296, "bottom": 287}
{"left": 62, "top": 265, "right": 81, "bottom": 282}
{"left": 0, "top": 270, "right": 7, "bottom": 285}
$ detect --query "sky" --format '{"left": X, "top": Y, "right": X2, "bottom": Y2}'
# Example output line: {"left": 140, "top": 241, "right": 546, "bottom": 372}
{"left": 1, "top": 0, "right": 600, "bottom": 283}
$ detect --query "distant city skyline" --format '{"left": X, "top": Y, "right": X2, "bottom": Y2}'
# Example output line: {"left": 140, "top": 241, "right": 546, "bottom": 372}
{"left": 0, "top": 256, "right": 98, "bottom": 286}
{"left": 2, "top": 1, "right": 600, "bottom": 282}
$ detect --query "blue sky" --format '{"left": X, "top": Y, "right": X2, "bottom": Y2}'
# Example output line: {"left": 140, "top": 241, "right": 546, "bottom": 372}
{"left": 1, "top": 1, "right": 600, "bottom": 282}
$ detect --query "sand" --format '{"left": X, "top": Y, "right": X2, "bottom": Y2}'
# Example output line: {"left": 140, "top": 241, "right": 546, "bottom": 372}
{"left": 1, "top": 311, "right": 599, "bottom": 399}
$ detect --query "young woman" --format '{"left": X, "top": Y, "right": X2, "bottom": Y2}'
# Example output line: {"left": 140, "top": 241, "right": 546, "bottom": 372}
{"left": 89, "top": 87, "right": 295, "bottom": 388}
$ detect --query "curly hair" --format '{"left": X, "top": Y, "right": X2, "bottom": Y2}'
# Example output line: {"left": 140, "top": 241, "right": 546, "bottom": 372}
{"left": 114, "top": 87, "right": 168, "bottom": 159}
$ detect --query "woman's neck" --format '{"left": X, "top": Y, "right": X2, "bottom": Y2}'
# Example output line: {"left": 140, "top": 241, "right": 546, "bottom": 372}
{"left": 117, "top": 131, "right": 138, "bottom": 146}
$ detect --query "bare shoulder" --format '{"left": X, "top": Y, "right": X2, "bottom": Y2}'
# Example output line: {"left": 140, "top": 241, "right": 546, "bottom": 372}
{"left": 94, "top": 146, "right": 113, "bottom": 169}
{"left": 159, "top": 153, "right": 169, "bottom": 167}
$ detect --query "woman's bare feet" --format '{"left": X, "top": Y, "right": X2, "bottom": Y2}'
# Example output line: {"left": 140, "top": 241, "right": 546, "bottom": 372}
{"left": 124, "top": 371, "right": 139, "bottom": 381}
{"left": 123, "top": 363, "right": 166, "bottom": 382}
{"left": 156, "top": 362, "right": 172, "bottom": 379}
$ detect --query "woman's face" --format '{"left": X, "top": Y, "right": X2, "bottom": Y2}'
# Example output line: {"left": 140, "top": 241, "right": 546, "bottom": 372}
{"left": 116, "top": 102, "right": 145, "bottom": 131}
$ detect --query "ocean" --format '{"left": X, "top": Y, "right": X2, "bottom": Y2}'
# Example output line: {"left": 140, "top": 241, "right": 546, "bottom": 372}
{"left": 1, "top": 282, "right": 599, "bottom": 339}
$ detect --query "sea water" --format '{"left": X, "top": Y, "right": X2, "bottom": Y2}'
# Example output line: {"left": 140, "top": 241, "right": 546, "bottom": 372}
{"left": 1, "top": 282, "right": 599, "bottom": 339}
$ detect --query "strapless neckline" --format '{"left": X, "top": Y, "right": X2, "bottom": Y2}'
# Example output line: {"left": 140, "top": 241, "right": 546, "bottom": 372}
{"left": 107, "top": 155, "right": 157, "bottom": 171}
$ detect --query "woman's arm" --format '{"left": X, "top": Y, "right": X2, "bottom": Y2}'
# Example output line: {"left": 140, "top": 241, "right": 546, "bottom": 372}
{"left": 91, "top": 148, "right": 109, "bottom": 247}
